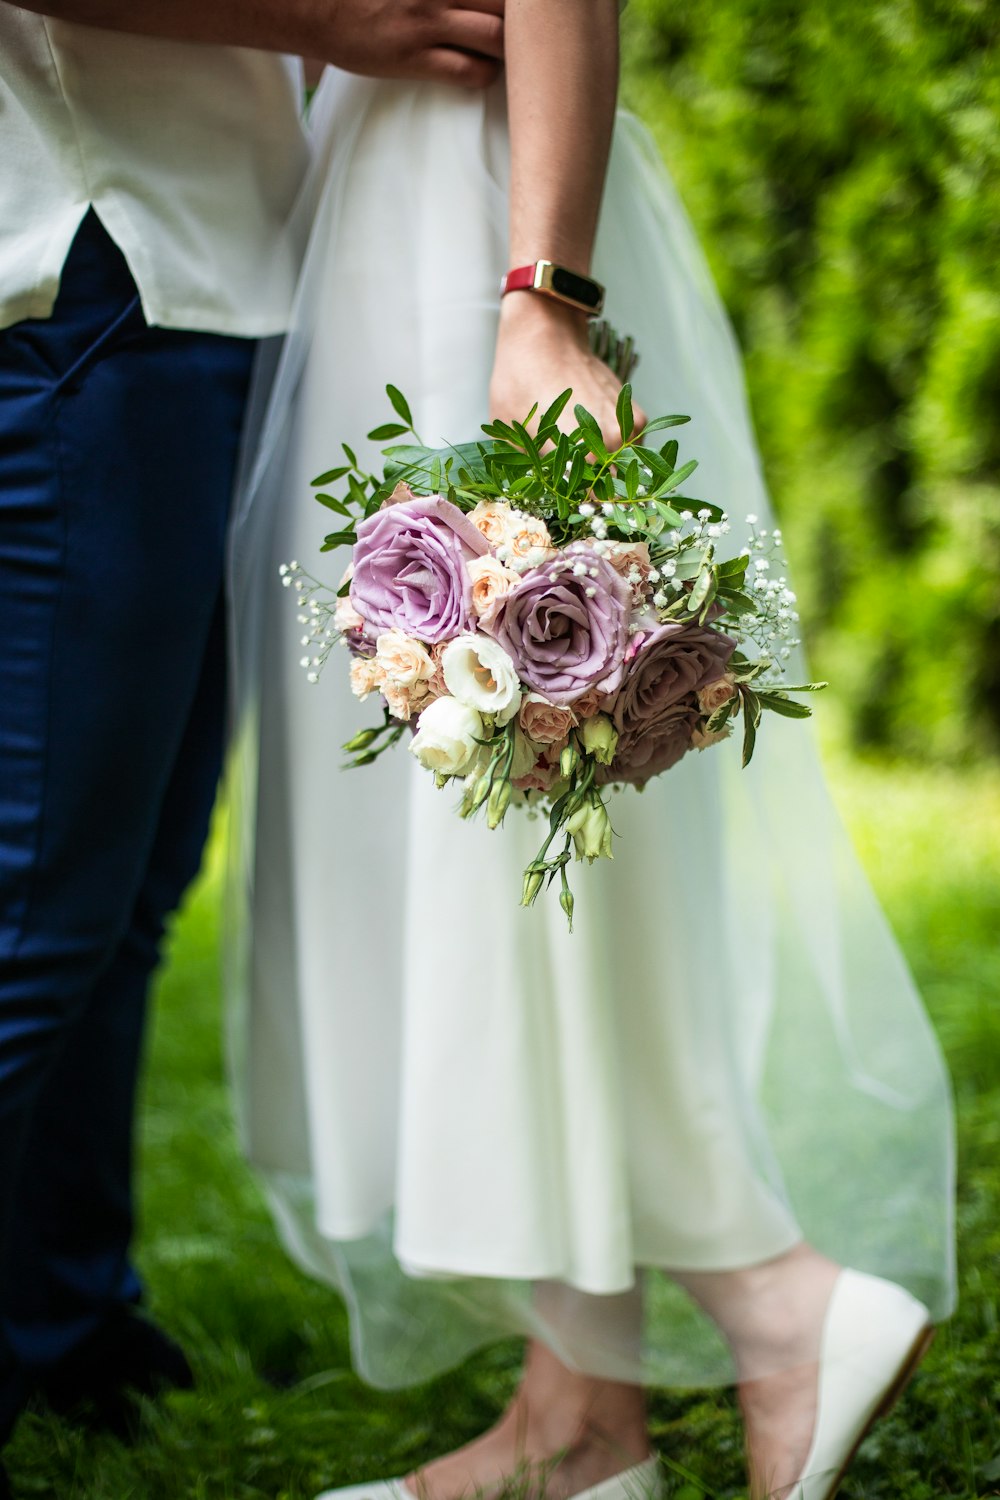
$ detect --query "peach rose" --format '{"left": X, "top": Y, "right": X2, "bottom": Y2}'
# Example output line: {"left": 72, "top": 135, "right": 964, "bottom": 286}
{"left": 427, "top": 641, "right": 449, "bottom": 698}
{"left": 335, "top": 594, "right": 365, "bottom": 633}
{"left": 469, "top": 499, "right": 515, "bottom": 547}
{"left": 602, "top": 541, "right": 653, "bottom": 606}
{"left": 518, "top": 693, "right": 577, "bottom": 746}
{"left": 375, "top": 628, "right": 435, "bottom": 687}
{"left": 691, "top": 724, "right": 733, "bottom": 750}
{"left": 467, "top": 554, "right": 520, "bottom": 623}
{"left": 697, "top": 672, "right": 737, "bottom": 715}
{"left": 350, "top": 657, "right": 383, "bottom": 701}
{"left": 498, "top": 515, "right": 558, "bottom": 574}
{"left": 382, "top": 480, "right": 417, "bottom": 508}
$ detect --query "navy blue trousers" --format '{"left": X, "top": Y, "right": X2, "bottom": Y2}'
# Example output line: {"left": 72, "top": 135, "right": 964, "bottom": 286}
{"left": 0, "top": 212, "right": 255, "bottom": 1437}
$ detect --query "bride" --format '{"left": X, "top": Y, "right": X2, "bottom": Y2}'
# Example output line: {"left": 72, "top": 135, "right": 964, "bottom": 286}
{"left": 227, "top": 3, "right": 955, "bottom": 1496}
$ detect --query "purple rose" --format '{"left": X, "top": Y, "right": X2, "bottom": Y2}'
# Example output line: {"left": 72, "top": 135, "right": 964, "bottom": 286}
{"left": 599, "top": 621, "right": 736, "bottom": 786}
{"left": 350, "top": 495, "right": 488, "bottom": 644}
{"left": 487, "top": 544, "right": 631, "bottom": 705}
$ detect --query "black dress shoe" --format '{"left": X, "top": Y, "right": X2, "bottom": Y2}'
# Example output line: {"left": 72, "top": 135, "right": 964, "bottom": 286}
{"left": 38, "top": 1308, "right": 194, "bottom": 1437}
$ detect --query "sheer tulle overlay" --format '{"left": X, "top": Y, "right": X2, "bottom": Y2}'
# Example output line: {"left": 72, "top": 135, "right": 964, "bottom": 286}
{"left": 227, "top": 72, "right": 955, "bottom": 1390}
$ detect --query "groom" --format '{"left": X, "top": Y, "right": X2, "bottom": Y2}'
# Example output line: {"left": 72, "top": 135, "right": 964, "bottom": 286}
{"left": 0, "top": 0, "right": 502, "bottom": 1484}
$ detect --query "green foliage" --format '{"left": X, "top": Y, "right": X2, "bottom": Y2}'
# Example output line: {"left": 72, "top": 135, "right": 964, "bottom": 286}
{"left": 623, "top": 0, "right": 1000, "bottom": 760}
{"left": 5, "top": 760, "right": 1000, "bottom": 1495}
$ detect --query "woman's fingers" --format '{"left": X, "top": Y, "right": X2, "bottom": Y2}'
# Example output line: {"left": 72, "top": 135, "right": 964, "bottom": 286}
{"left": 439, "top": 5, "right": 505, "bottom": 60}
{"left": 422, "top": 46, "right": 502, "bottom": 88}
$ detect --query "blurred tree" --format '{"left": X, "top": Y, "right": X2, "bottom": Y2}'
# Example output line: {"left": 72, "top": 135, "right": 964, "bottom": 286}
{"left": 623, "top": 0, "right": 1000, "bottom": 759}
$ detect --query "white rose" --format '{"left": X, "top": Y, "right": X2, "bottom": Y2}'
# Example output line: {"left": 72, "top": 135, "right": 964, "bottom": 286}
{"left": 375, "top": 628, "right": 435, "bottom": 687}
{"left": 409, "top": 696, "right": 484, "bottom": 776}
{"left": 442, "top": 632, "right": 521, "bottom": 725}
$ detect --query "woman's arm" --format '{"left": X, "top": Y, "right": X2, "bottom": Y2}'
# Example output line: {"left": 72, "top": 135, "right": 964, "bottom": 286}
{"left": 8, "top": 0, "right": 504, "bottom": 89}
{"left": 489, "top": 0, "right": 645, "bottom": 445}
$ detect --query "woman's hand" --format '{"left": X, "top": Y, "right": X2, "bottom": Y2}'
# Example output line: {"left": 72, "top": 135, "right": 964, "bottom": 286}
{"left": 490, "top": 294, "right": 646, "bottom": 451}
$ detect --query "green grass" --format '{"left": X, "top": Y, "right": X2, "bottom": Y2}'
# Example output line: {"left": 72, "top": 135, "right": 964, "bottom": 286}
{"left": 7, "top": 756, "right": 1000, "bottom": 1499}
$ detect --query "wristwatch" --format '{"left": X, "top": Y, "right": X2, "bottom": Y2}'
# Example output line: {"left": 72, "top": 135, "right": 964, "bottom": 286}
{"left": 500, "top": 260, "right": 606, "bottom": 317}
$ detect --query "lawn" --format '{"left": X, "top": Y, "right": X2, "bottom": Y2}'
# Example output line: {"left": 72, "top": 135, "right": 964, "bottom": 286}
{"left": 6, "top": 752, "right": 1000, "bottom": 1499}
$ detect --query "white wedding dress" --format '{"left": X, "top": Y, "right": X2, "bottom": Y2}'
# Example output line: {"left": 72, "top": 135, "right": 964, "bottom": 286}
{"left": 227, "top": 69, "right": 955, "bottom": 1390}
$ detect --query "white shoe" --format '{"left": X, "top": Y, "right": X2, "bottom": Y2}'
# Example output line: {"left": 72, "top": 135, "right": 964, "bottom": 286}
{"left": 315, "top": 1454, "right": 663, "bottom": 1500}
{"left": 788, "top": 1269, "right": 934, "bottom": 1500}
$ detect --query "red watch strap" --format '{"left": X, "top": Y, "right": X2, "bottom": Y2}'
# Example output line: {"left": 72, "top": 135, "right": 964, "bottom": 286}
{"left": 500, "top": 264, "right": 537, "bottom": 296}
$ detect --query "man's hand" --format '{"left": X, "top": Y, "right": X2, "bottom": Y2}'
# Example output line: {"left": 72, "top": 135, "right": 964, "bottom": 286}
{"left": 328, "top": 0, "right": 504, "bottom": 89}
{"left": 11, "top": 0, "right": 505, "bottom": 88}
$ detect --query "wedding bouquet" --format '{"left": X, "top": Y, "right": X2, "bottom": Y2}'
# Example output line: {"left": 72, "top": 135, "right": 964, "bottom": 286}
{"left": 283, "top": 384, "right": 822, "bottom": 926}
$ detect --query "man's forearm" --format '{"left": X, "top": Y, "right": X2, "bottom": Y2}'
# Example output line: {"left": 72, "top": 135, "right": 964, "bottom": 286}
{"left": 11, "top": 0, "right": 337, "bottom": 55}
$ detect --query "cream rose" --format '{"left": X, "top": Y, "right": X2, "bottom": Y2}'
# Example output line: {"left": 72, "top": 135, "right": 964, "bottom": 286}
{"left": 467, "top": 554, "right": 520, "bottom": 623}
{"left": 518, "top": 693, "right": 577, "bottom": 746}
{"left": 409, "top": 696, "right": 484, "bottom": 775}
{"left": 697, "top": 672, "right": 737, "bottom": 715}
{"left": 375, "top": 628, "right": 435, "bottom": 687}
{"left": 442, "top": 632, "right": 521, "bottom": 724}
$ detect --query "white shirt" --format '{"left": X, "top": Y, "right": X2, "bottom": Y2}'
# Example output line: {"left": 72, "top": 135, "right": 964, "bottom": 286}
{"left": 0, "top": 10, "right": 311, "bottom": 336}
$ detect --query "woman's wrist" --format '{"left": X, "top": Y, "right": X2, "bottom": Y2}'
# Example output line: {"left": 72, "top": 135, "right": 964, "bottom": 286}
{"left": 497, "top": 287, "right": 592, "bottom": 347}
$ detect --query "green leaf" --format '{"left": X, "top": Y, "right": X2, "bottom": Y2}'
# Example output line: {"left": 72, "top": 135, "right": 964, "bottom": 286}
{"left": 342, "top": 442, "right": 358, "bottom": 467}
{"left": 573, "top": 404, "right": 610, "bottom": 462}
{"left": 367, "top": 422, "right": 410, "bottom": 441}
{"left": 323, "top": 528, "right": 356, "bottom": 548}
{"left": 636, "top": 413, "right": 691, "bottom": 435}
{"left": 659, "top": 439, "right": 679, "bottom": 467}
{"left": 539, "top": 387, "right": 573, "bottom": 433}
{"left": 740, "top": 686, "right": 762, "bottom": 768}
{"left": 756, "top": 691, "right": 813, "bottom": 719}
{"left": 311, "top": 465, "right": 351, "bottom": 486}
{"left": 656, "top": 457, "right": 699, "bottom": 494}
{"left": 314, "top": 493, "right": 351, "bottom": 517}
{"left": 385, "top": 384, "right": 412, "bottom": 427}
{"left": 615, "top": 382, "right": 635, "bottom": 443}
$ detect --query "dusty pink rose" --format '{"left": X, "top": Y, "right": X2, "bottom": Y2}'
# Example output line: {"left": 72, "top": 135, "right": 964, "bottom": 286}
{"left": 512, "top": 749, "right": 563, "bottom": 793}
{"left": 518, "top": 693, "right": 577, "bottom": 745}
{"left": 600, "top": 701, "right": 700, "bottom": 786}
{"left": 571, "top": 686, "right": 604, "bottom": 719}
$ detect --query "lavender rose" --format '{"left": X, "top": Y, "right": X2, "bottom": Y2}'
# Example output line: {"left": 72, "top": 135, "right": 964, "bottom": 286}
{"left": 487, "top": 544, "right": 631, "bottom": 706}
{"left": 350, "top": 495, "right": 488, "bottom": 644}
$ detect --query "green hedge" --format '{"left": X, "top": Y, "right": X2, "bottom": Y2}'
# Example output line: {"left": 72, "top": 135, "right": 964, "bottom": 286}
{"left": 623, "top": 0, "right": 1000, "bottom": 759}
